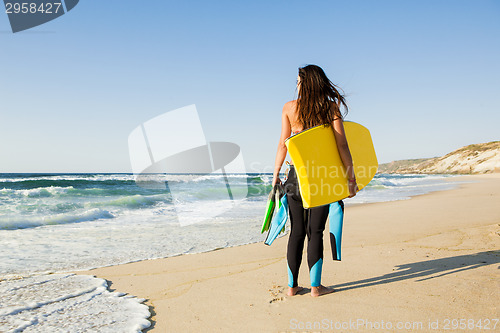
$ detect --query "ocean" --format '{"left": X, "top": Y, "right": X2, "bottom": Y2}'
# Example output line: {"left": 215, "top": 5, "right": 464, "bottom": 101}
{"left": 0, "top": 172, "right": 460, "bottom": 332}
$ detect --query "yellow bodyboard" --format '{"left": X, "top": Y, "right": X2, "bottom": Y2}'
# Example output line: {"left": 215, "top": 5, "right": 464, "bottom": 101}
{"left": 285, "top": 122, "right": 378, "bottom": 208}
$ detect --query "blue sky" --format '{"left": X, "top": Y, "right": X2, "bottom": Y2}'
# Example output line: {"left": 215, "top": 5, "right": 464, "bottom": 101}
{"left": 1, "top": 0, "right": 499, "bottom": 173}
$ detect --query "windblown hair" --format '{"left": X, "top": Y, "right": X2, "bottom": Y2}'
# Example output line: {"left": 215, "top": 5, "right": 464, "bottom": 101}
{"left": 296, "top": 65, "right": 348, "bottom": 129}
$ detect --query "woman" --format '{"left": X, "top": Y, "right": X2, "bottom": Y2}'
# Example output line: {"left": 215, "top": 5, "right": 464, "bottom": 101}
{"left": 272, "top": 65, "right": 358, "bottom": 297}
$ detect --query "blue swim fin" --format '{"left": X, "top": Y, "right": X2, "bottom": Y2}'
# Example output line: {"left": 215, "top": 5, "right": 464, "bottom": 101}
{"left": 264, "top": 195, "right": 288, "bottom": 246}
{"left": 329, "top": 201, "right": 344, "bottom": 261}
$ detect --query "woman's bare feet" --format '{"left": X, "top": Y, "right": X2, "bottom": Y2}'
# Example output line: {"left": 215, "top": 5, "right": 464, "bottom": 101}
{"left": 311, "top": 285, "right": 335, "bottom": 297}
{"left": 287, "top": 286, "right": 303, "bottom": 296}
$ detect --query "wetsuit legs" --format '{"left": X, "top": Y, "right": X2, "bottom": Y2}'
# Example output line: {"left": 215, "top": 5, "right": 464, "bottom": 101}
{"left": 307, "top": 206, "right": 329, "bottom": 287}
{"left": 286, "top": 192, "right": 306, "bottom": 288}
{"left": 285, "top": 166, "right": 329, "bottom": 288}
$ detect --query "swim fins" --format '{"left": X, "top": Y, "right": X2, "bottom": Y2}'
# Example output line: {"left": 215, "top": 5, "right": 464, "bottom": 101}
{"left": 329, "top": 201, "right": 344, "bottom": 260}
{"left": 264, "top": 193, "right": 288, "bottom": 246}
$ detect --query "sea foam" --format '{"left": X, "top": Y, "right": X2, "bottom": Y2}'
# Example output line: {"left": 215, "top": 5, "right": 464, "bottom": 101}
{"left": 0, "top": 274, "right": 150, "bottom": 332}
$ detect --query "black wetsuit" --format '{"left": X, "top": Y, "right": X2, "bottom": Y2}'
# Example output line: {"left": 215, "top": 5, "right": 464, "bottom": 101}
{"left": 284, "top": 165, "right": 344, "bottom": 288}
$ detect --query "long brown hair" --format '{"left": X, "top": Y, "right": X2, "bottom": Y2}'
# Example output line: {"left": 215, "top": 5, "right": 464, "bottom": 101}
{"left": 296, "top": 65, "right": 348, "bottom": 129}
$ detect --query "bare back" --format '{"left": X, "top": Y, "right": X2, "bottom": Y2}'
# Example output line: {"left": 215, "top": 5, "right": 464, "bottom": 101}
{"left": 283, "top": 100, "right": 304, "bottom": 134}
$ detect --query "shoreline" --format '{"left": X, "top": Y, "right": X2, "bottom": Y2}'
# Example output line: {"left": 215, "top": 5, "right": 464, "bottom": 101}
{"left": 76, "top": 173, "right": 500, "bottom": 332}
{"left": 65, "top": 174, "right": 463, "bottom": 276}
{"left": 1, "top": 173, "right": 462, "bottom": 280}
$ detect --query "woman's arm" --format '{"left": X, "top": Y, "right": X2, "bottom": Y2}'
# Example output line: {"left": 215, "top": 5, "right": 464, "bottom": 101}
{"left": 332, "top": 117, "right": 358, "bottom": 197}
{"left": 272, "top": 103, "right": 292, "bottom": 186}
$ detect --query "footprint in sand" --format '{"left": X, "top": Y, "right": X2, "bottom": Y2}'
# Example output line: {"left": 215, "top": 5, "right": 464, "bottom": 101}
{"left": 268, "top": 284, "right": 285, "bottom": 303}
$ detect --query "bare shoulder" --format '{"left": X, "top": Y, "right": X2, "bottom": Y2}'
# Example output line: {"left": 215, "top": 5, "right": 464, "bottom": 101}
{"left": 284, "top": 100, "right": 297, "bottom": 108}
{"left": 282, "top": 100, "right": 297, "bottom": 114}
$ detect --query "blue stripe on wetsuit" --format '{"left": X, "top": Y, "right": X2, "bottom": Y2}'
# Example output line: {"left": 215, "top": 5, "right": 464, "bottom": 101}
{"left": 309, "top": 258, "right": 323, "bottom": 287}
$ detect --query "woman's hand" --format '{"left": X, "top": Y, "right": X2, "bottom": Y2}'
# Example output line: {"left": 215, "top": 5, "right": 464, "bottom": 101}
{"left": 348, "top": 180, "right": 358, "bottom": 198}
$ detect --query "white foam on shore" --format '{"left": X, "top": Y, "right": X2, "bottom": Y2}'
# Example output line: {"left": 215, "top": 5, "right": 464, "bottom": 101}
{"left": 0, "top": 274, "right": 150, "bottom": 333}
{"left": 0, "top": 199, "right": 266, "bottom": 277}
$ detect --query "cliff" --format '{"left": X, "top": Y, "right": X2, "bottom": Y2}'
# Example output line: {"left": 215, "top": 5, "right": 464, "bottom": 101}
{"left": 378, "top": 141, "right": 500, "bottom": 174}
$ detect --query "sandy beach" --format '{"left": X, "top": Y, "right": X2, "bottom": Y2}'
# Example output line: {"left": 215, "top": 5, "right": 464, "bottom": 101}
{"left": 78, "top": 174, "right": 500, "bottom": 332}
